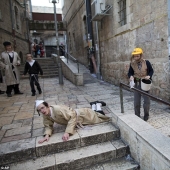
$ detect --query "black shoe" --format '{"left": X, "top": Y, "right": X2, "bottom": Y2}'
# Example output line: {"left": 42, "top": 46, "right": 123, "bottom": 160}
{"left": 7, "top": 94, "right": 12, "bottom": 97}
{"left": 144, "top": 116, "right": 149, "bottom": 121}
{"left": 32, "top": 93, "right": 36, "bottom": 96}
{"left": 15, "top": 91, "right": 23, "bottom": 95}
{"left": 90, "top": 101, "right": 106, "bottom": 106}
{"left": 97, "top": 101, "right": 106, "bottom": 106}
{"left": 90, "top": 101, "right": 97, "bottom": 106}
{"left": 0, "top": 90, "right": 5, "bottom": 94}
{"left": 39, "top": 90, "right": 42, "bottom": 94}
{"left": 96, "top": 110, "right": 105, "bottom": 115}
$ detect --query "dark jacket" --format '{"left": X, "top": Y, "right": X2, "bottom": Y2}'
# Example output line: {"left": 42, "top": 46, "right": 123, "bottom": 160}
{"left": 23, "top": 60, "right": 43, "bottom": 75}
{"left": 128, "top": 60, "right": 154, "bottom": 79}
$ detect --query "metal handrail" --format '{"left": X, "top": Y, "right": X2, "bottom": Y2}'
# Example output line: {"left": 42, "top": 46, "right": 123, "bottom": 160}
{"left": 53, "top": 46, "right": 79, "bottom": 73}
{"left": 66, "top": 52, "right": 79, "bottom": 73}
{"left": 61, "top": 47, "right": 79, "bottom": 73}
{"left": 119, "top": 82, "right": 170, "bottom": 113}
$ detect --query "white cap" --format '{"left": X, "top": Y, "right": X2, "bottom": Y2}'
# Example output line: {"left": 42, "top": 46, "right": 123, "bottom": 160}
{"left": 35, "top": 100, "right": 44, "bottom": 108}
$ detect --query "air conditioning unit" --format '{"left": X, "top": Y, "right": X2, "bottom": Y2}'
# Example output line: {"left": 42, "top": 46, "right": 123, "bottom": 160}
{"left": 91, "top": 0, "right": 105, "bottom": 18}
{"left": 91, "top": 0, "right": 109, "bottom": 21}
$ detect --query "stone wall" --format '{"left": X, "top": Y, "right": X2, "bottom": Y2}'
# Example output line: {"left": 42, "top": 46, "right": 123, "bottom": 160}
{"left": 0, "top": 0, "right": 29, "bottom": 61}
{"left": 62, "top": 0, "right": 89, "bottom": 67}
{"left": 99, "top": 0, "right": 170, "bottom": 99}
{"left": 112, "top": 112, "right": 170, "bottom": 170}
{"left": 63, "top": 0, "right": 170, "bottom": 99}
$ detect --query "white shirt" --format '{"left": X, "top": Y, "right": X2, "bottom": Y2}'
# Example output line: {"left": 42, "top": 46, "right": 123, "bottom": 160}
{"left": 7, "top": 51, "right": 13, "bottom": 58}
{"left": 28, "top": 59, "right": 35, "bottom": 67}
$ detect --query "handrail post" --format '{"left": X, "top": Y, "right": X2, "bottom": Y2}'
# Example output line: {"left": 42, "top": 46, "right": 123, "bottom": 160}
{"left": 67, "top": 53, "right": 68, "bottom": 63}
{"left": 119, "top": 83, "right": 124, "bottom": 113}
{"left": 77, "top": 61, "right": 79, "bottom": 73}
{"left": 58, "top": 60, "right": 63, "bottom": 85}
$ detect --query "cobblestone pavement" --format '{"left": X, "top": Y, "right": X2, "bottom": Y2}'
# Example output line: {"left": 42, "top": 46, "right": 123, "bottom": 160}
{"left": 0, "top": 65, "right": 170, "bottom": 144}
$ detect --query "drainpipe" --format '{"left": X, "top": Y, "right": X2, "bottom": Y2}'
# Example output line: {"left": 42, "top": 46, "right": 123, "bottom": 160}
{"left": 85, "top": 0, "right": 94, "bottom": 45}
{"left": 95, "top": 21, "right": 101, "bottom": 79}
{"left": 85, "top": 0, "right": 97, "bottom": 74}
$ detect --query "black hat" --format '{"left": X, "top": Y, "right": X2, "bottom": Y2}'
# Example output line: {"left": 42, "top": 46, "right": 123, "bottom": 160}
{"left": 3, "top": 41, "right": 11, "bottom": 47}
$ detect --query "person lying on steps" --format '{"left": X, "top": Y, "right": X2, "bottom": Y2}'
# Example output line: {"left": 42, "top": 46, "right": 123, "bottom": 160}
{"left": 36, "top": 100, "right": 110, "bottom": 143}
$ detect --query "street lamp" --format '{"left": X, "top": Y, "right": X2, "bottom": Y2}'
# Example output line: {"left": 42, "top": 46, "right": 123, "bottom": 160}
{"left": 49, "top": 0, "right": 63, "bottom": 84}
{"left": 49, "top": 0, "right": 60, "bottom": 56}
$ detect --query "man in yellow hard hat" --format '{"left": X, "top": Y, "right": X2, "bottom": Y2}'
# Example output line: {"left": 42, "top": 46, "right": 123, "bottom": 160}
{"left": 128, "top": 48, "right": 154, "bottom": 121}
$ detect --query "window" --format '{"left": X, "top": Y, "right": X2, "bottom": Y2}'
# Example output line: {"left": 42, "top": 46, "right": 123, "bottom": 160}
{"left": 118, "top": 0, "right": 127, "bottom": 26}
{"left": 113, "top": 0, "right": 132, "bottom": 35}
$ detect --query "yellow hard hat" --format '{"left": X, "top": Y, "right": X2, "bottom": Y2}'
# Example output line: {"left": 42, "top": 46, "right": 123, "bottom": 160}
{"left": 132, "top": 48, "right": 143, "bottom": 55}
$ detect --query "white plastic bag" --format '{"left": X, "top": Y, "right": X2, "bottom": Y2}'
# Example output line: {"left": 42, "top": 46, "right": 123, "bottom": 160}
{"left": 129, "top": 80, "right": 135, "bottom": 88}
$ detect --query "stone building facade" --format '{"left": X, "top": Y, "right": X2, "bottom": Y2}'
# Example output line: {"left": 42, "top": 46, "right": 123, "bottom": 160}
{"left": 0, "top": 0, "right": 30, "bottom": 62}
{"left": 62, "top": 0, "right": 170, "bottom": 100}
{"left": 62, "top": 0, "right": 89, "bottom": 66}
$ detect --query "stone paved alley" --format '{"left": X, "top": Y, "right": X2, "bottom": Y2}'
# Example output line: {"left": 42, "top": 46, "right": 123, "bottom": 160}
{"left": 0, "top": 64, "right": 170, "bottom": 144}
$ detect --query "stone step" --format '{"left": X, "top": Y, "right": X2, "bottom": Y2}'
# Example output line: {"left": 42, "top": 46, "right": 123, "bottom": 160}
{"left": 21, "top": 73, "right": 59, "bottom": 79}
{"left": 36, "top": 123, "right": 120, "bottom": 157}
{"left": 20, "top": 70, "right": 59, "bottom": 75}
{"left": 19, "top": 66, "right": 58, "bottom": 70}
{"left": 84, "top": 158, "right": 139, "bottom": 170}
{"left": 20, "top": 65, "right": 58, "bottom": 68}
{"left": 20, "top": 59, "right": 57, "bottom": 67}
{"left": 21, "top": 74, "right": 59, "bottom": 79}
{"left": 20, "top": 58, "right": 58, "bottom": 78}
{"left": 0, "top": 123, "right": 119, "bottom": 165}
{"left": 20, "top": 69, "right": 58, "bottom": 73}
{"left": 9, "top": 140, "right": 129, "bottom": 170}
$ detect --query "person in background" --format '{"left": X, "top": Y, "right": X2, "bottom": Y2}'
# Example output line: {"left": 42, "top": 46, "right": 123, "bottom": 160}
{"left": 0, "top": 41, "right": 23, "bottom": 97}
{"left": 36, "top": 100, "right": 110, "bottom": 144}
{"left": 39, "top": 43, "right": 45, "bottom": 58}
{"left": 22, "top": 53, "right": 43, "bottom": 96}
{"left": 128, "top": 48, "right": 154, "bottom": 121}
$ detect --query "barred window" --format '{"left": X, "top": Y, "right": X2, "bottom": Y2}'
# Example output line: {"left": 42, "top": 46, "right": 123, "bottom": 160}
{"left": 118, "top": 0, "right": 127, "bottom": 26}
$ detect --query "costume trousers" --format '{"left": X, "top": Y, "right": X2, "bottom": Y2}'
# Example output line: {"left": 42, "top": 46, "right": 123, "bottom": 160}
{"left": 6, "top": 84, "right": 19, "bottom": 94}
{"left": 29, "top": 75, "right": 41, "bottom": 93}
{"left": 134, "top": 81, "right": 150, "bottom": 117}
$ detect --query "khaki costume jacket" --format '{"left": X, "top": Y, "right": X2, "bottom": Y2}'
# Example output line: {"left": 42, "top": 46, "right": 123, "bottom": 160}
{"left": 43, "top": 105, "right": 110, "bottom": 136}
{"left": 0, "top": 51, "right": 21, "bottom": 85}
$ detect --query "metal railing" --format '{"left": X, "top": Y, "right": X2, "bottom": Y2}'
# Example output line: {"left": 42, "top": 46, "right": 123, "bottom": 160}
{"left": 53, "top": 46, "right": 79, "bottom": 73}
{"left": 61, "top": 46, "right": 79, "bottom": 73}
{"left": 66, "top": 52, "right": 79, "bottom": 73}
{"left": 119, "top": 82, "right": 170, "bottom": 113}
{"left": 51, "top": 50, "right": 63, "bottom": 85}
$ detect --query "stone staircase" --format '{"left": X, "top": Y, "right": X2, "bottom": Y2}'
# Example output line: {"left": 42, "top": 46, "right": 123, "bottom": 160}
{"left": 0, "top": 123, "right": 139, "bottom": 170}
{"left": 20, "top": 58, "right": 59, "bottom": 78}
